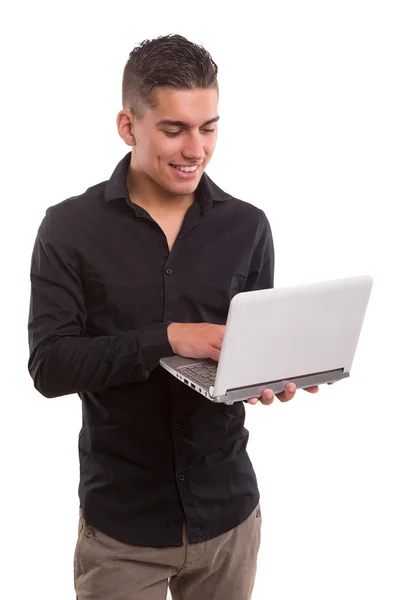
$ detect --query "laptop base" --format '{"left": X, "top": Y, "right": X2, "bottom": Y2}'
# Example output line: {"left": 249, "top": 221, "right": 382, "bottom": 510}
{"left": 215, "top": 368, "right": 348, "bottom": 404}
{"left": 160, "top": 355, "right": 348, "bottom": 405}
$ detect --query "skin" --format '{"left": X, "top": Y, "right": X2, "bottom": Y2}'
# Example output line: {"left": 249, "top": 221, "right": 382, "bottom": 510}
{"left": 116, "top": 86, "right": 319, "bottom": 406}
{"left": 117, "top": 87, "right": 219, "bottom": 214}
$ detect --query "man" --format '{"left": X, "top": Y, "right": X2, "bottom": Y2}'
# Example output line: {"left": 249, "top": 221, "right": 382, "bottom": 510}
{"left": 28, "top": 34, "right": 318, "bottom": 600}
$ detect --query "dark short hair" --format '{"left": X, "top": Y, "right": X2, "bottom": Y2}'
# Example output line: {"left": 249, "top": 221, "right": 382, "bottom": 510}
{"left": 122, "top": 34, "right": 219, "bottom": 119}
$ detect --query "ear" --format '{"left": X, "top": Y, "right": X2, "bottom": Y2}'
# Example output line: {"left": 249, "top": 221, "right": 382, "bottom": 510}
{"left": 116, "top": 110, "right": 136, "bottom": 147}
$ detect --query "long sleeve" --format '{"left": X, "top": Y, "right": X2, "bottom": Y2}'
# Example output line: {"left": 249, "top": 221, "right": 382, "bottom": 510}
{"left": 243, "top": 209, "right": 275, "bottom": 292}
{"left": 27, "top": 215, "right": 173, "bottom": 399}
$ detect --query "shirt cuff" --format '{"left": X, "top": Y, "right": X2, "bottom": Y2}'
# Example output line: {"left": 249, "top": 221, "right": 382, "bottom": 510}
{"left": 137, "top": 322, "right": 174, "bottom": 376}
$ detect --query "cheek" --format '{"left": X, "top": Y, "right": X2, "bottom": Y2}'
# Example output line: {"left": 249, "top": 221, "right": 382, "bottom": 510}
{"left": 156, "top": 139, "right": 181, "bottom": 163}
{"left": 140, "top": 132, "right": 171, "bottom": 161}
{"left": 206, "top": 132, "right": 218, "bottom": 153}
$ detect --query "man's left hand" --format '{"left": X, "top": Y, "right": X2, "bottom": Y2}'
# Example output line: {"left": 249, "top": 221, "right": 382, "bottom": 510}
{"left": 247, "top": 383, "right": 319, "bottom": 405}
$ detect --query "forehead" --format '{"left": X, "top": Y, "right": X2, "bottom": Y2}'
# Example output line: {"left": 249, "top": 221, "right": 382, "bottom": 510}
{"left": 149, "top": 87, "right": 219, "bottom": 124}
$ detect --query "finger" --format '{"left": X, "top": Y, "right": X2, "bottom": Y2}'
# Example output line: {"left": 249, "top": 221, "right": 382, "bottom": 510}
{"left": 276, "top": 382, "right": 296, "bottom": 402}
{"left": 211, "top": 338, "right": 223, "bottom": 350}
{"left": 247, "top": 397, "right": 259, "bottom": 405}
{"left": 304, "top": 385, "right": 319, "bottom": 393}
{"left": 208, "top": 345, "right": 221, "bottom": 362}
{"left": 260, "top": 389, "right": 275, "bottom": 405}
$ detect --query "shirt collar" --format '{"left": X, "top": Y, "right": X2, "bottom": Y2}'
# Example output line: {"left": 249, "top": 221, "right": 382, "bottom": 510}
{"left": 104, "top": 151, "right": 230, "bottom": 211}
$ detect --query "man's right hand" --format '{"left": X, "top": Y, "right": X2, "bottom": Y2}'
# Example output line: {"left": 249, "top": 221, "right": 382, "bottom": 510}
{"left": 167, "top": 323, "right": 226, "bottom": 363}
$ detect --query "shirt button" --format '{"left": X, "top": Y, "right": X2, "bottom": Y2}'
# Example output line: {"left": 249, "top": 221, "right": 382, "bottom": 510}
{"left": 165, "top": 268, "right": 173, "bottom": 275}
{"left": 84, "top": 527, "right": 95, "bottom": 538}
{"left": 174, "top": 423, "right": 181, "bottom": 431}
{"left": 178, "top": 474, "right": 185, "bottom": 482}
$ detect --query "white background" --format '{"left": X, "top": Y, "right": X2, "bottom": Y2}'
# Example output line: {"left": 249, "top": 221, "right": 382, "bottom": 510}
{"left": 1, "top": 1, "right": 399, "bottom": 599}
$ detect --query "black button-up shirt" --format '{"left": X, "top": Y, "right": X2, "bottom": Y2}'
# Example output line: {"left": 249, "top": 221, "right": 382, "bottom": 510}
{"left": 28, "top": 151, "right": 274, "bottom": 547}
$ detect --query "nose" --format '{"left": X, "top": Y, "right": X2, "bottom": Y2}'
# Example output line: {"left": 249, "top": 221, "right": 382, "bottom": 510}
{"left": 182, "top": 131, "right": 205, "bottom": 162}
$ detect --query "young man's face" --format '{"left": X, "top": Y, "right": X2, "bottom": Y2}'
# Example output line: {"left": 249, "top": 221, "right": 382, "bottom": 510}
{"left": 129, "top": 87, "right": 219, "bottom": 196}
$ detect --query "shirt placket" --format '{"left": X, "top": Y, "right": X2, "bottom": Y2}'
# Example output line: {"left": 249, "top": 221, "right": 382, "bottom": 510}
{"left": 162, "top": 202, "right": 206, "bottom": 542}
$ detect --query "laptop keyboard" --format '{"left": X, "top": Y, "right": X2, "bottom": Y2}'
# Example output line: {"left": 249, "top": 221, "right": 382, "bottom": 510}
{"left": 177, "top": 362, "right": 217, "bottom": 387}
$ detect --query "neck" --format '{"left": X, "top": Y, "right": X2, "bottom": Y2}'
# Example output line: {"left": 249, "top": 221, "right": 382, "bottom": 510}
{"left": 127, "top": 166, "right": 194, "bottom": 214}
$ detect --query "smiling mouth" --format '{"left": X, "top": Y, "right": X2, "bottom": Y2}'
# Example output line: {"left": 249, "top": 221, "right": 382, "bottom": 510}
{"left": 169, "top": 164, "right": 201, "bottom": 172}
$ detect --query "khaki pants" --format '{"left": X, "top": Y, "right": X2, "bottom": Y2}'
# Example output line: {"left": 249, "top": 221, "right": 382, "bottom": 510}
{"left": 74, "top": 503, "right": 262, "bottom": 599}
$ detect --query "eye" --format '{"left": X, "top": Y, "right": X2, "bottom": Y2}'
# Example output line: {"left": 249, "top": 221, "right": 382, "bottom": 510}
{"left": 163, "top": 129, "right": 215, "bottom": 138}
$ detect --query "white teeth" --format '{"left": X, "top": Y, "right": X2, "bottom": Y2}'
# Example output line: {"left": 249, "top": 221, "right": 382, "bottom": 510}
{"left": 172, "top": 165, "right": 198, "bottom": 172}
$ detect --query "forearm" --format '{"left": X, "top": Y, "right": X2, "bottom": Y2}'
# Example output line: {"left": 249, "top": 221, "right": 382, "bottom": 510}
{"left": 28, "top": 323, "right": 172, "bottom": 398}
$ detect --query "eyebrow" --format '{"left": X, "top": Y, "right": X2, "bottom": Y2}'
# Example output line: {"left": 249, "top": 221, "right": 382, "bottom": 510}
{"left": 156, "top": 116, "right": 220, "bottom": 128}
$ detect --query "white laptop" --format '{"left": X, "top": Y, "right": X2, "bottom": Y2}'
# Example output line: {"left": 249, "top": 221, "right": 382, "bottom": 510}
{"left": 159, "top": 275, "right": 373, "bottom": 405}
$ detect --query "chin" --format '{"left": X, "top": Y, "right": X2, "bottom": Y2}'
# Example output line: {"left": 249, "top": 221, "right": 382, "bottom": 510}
{"left": 172, "top": 186, "right": 197, "bottom": 196}
{"left": 166, "top": 177, "right": 199, "bottom": 194}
